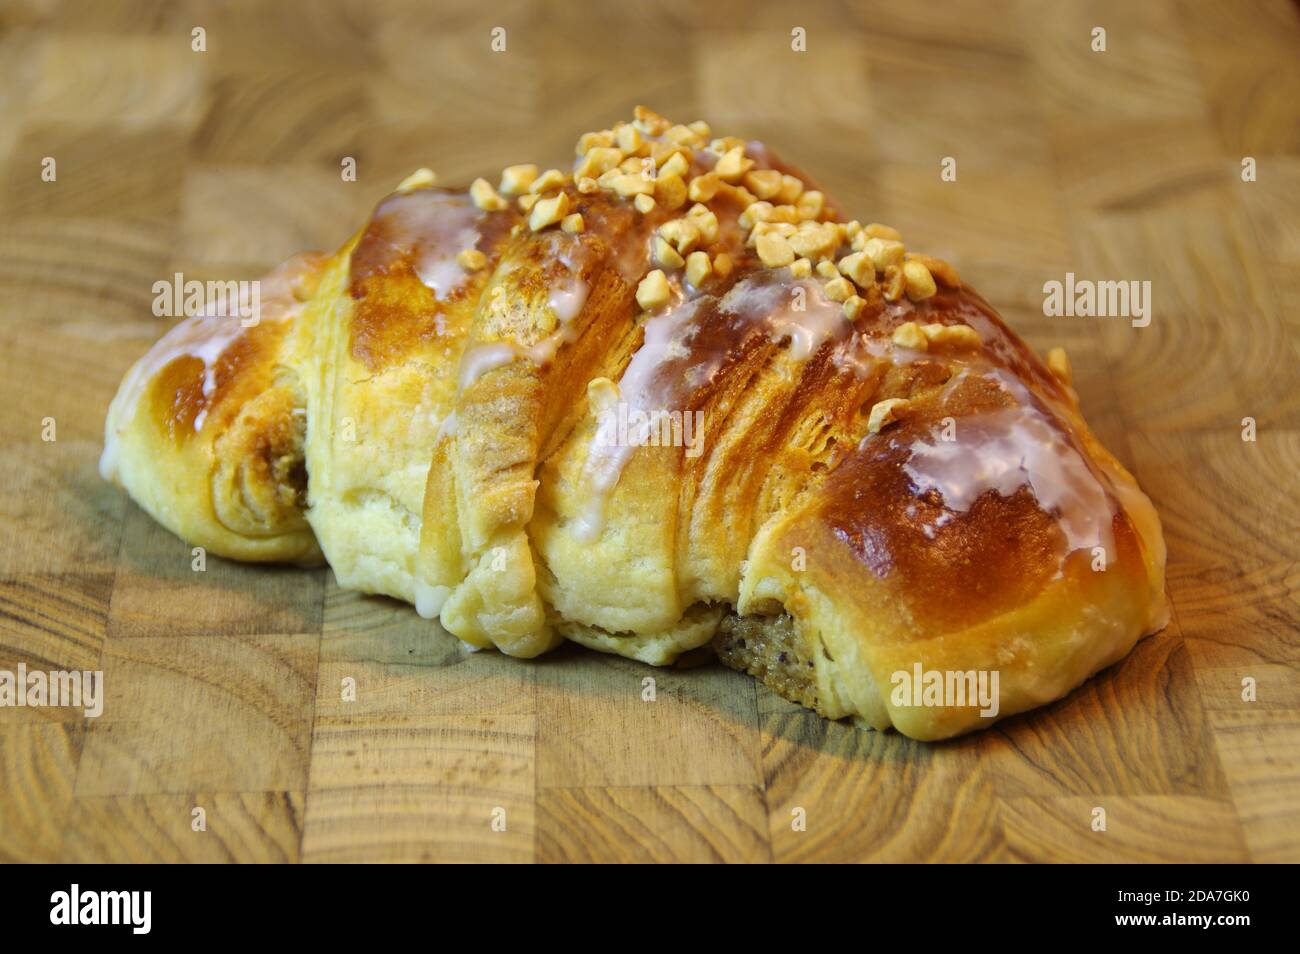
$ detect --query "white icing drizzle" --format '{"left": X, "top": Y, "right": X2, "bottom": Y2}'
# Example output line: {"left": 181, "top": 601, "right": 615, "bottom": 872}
{"left": 524, "top": 322, "right": 578, "bottom": 365}
{"left": 548, "top": 275, "right": 589, "bottom": 324}
{"left": 450, "top": 258, "right": 591, "bottom": 400}
{"left": 845, "top": 291, "right": 1142, "bottom": 574}
{"left": 719, "top": 277, "right": 845, "bottom": 360}
{"left": 831, "top": 318, "right": 929, "bottom": 378}
{"left": 571, "top": 274, "right": 847, "bottom": 541}
{"left": 570, "top": 296, "right": 707, "bottom": 541}
{"left": 901, "top": 371, "right": 1117, "bottom": 563}
{"left": 455, "top": 323, "right": 583, "bottom": 397}
{"left": 458, "top": 342, "right": 516, "bottom": 391}
{"left": 613, "top": 232, "right": 655, "bottom": 284}
{"left": 418, "top": 252, "right": 475, "bottom": 298}
{"left": 365, "top": 190, "right": 486, "bottom": 300}
{"left": 436, "top": 410, "right": 458, "bottom": 439}
{"left": 99, "top": 254, "right": 316, "bottom": 482}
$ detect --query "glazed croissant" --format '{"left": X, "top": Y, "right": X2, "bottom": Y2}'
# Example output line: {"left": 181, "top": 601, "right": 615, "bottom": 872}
{"left": 102, "top": 107, "right": 1168, "bottom": 740}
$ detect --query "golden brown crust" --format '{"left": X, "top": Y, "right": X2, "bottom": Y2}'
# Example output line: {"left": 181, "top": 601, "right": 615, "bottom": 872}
{"left": 104, "top": 108, "right": 1168, "bottom": 739}
{"left": 102, "top": 252, "right": 326, "bottom": 563}
{"left": 348, "top": 189, "right": 520, "bottom": 372}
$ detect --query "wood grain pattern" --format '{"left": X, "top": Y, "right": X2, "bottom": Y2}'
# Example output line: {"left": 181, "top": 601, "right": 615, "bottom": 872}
{"left": 0, "top": 0, "right": 1295, "bottom": 862}
{"left": 63, "top": 791, "right": 304, "bottom": 863}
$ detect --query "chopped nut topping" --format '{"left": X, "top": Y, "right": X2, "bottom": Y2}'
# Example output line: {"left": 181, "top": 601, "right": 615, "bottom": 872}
{"left": 517, "top": 193, "right": 539, "bottom": 212}
{"left": 634, "top": 105, "right": 671, "bottom": 136}
{"left": 1047, "top": 346, "right": 1073, "bottom": 385}
{"left": 616, "top": 124, "right": 644, "bottom": 155}
{"left": 902, "top": 260, "right": 937, "bottom": 301}
{"left": 743, "top": 169, "right": 783, "bottom": 200}
{"left": 649, "top": 140, "right": 687, "bottom": 167}
{"left": 456, "top": 248, "right": 487, "bottom": 270}
{"left": 576, "top": 147, "right": 623, "bottom": 180}
{"left": 796, "top": 190, "right": 825, "bottom": 221}
{"left": 470, "top": 177, "right": 508, "bottom": 211}
{"left": 636, "top": 269, "right": 671, "bottom": 311}
{"left": 561, "top": 213, "right": 585, "bottom": 233}
{"left": 397, "top": 167, "right": 437, "bottom": 192}
{"left": 658, "top": 152, "right": 690, "bottom": 179}
{"left": 655, "top": 173, "right": 688, "bottom": 210}
{"left": 837, "top": 251, "right": 876, "bottom": 288}
{"left": 715, "top": 146, "right": 754, "bottom": 183}
{"left": 864, "top": 222, "right": 903, "bottom": 242}
{"left": 587, "top": 376, "right": 621, "bottom": 413}
{"left": 558, "top": 112, "right": 961, "bottom": 323}
{"left": 688, "top": 172, "right": 720, "bottom": 203}
{"left": 717, "top": 182, "right": 758, "bottom": 208}
{"left": 777, "top": 174, "right": 804, "bottom": 204}
{"left": 892, "top": 321, "right": 929, "bottom": 351}
{"left": 908, "top": 252, "right": 961, "bottom": 289}
{"left": 789, "top": 221, "right": 839, "bottom": 260}
{"left": 862, "top": 237, "right": 905, "bottom": 271}
{"left": 756, "top": 232, "right": 796, "bottom": 268}
{"left": 544, "top": 105, "right": 973, "bottom": 312}
{"left": 766, "top": 204, "right": 801, "bottom": 224}
{"left": 654, "top": 236, "right": 685, "bottom": 269}
{"left": 529, "top": 192, "right": 570, "bottom": 232}
{"left": 922, "top": 322, "right": 980, "bottom": 349}
{"left": 686, "top": 251, "right": 712, "bottom": 287}
{"left": 882, "top": 265, "right": 906, "bottom": 302}
{"left": 499, "top": 164, "right": 538, "bottom": 195}
{"left": 759, "top": 204, "right": 800, "bottom": 232}
{"left": 665, "top": 123, "right": 702, "bottom": 146}
{"left": 868, "top": 397, "right": 910, "bottom": 434}
{"left": 529, "top": 168, "right": 567, "bottom": 194}
{"left": 823, "top": 276, "right": 854, "bottom": 302}
{"left": 759, "top": 204, "right": 785, "bottom": 233}
{"left": 660, "top": 217, "right": 701, "bottom": 254}
{"left": 577, "top": 131, "right": 615, "bottom": 155}
{"left": 612, "top": 173, "right": 654, "bottom": 197}
{"left": 751, "top": 221, "right": 796, "bottom": 244}
{"left": 739, "top": 201, "right": 773, "bottom": 229}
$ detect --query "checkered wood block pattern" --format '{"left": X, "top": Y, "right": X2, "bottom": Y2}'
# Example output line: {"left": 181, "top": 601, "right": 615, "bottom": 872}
{"left": 0, "top": 0, "right": 1296, "bottom": 863}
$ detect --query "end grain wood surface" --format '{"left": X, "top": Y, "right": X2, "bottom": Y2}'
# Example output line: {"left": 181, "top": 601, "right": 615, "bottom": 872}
{"left": 0, "top": 0, "right": 1296, "bottom": 863}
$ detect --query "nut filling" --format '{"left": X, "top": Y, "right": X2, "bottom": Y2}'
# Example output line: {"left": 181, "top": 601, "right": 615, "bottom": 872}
{"left": 714, "top": 612, "right": 818, "bottom": 710}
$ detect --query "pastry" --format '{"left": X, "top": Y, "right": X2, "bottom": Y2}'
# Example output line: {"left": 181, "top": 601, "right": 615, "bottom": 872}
{"left": 101, "top": 107, "right": 1168, "bottom": 740}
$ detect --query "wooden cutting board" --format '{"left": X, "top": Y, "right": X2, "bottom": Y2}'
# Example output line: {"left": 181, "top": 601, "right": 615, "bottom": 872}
{"left": 1, "top": 0, "right": 1296, "bottom": 863}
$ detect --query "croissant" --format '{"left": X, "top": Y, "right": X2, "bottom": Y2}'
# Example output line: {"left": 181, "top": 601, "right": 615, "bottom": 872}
{"left": 101, "top": 107, "right": 1168, "bottom": 740}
